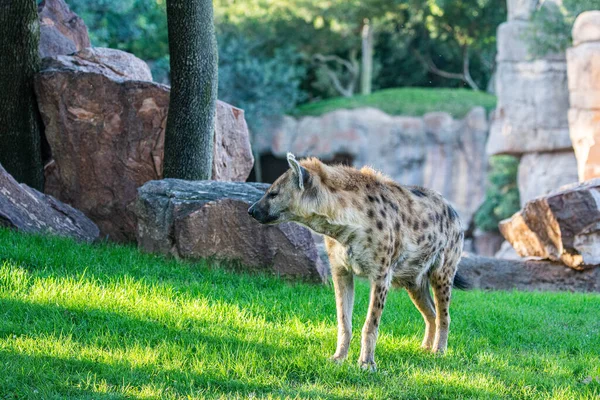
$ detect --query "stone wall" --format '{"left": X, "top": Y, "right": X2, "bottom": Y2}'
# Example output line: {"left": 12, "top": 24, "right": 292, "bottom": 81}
{"left": 487, "top": 0, "right": 579, "bottom": 206}
{"left": 259, "top": 107, "right": 489, "bottom": 225}
{"left": 568, "top": 11, "right": 600, "bottom": 182}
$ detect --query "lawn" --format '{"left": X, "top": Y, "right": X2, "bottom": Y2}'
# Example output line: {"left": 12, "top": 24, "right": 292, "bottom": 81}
{"left": 0, "top": 228, "right": 599, "bottom": 399}
{"left": 292, "top": 88, "right": 497, "bottom": 118}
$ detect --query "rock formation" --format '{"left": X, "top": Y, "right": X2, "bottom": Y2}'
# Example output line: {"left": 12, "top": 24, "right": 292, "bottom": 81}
{"left": 499, "top": 179, "right": 600, "bottom": 270}
{"left": 35, "top": 48, "right": 253, "bottom": 242}
{"left": 568, "top": 11, "right": 600, "bottom": 182}
{"left": 487, "top": 0, "right": 578, "bottom": 206}
{"left": 38, "top": 0, "right": 90, "bottom": 58}
{"left": 0, "top": 163, "right": 98, "bottom": 242}
{"left": 135, "top": 180, "right": 328, "bottom": 284}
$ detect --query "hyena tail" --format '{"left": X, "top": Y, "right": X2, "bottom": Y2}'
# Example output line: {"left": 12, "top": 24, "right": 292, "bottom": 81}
{"left": 452, "top": 271, "right": 471, "bottom": 290}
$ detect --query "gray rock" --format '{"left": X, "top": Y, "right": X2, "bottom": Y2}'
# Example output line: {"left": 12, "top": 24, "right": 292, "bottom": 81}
{"left": 35, "top": 48, "right": 253, "bottom": 242}
{"left": 0, "top": 163, "right": 98, "bottom": 242}
{"left": 488, "top": 60, "right": 571, "bottom": 155}
{"left": 38, "top": 0, "right": 90, "bottom": 59}
{"left": 459, "top": 253, "right": 600, "bottom": 292}
{"left": 517, "top": 152, "right": 579, "bottom": 206}
{"left": 135, "top": 180, "right": 328, "bottom": 284}
{"left": 42, "top": 47, "right": 153, "bottom": 81}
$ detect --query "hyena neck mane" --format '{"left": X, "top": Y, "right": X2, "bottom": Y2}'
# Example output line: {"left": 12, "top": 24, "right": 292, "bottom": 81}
{"left": 293, "top": 159, "right": 386, "bottom": 244}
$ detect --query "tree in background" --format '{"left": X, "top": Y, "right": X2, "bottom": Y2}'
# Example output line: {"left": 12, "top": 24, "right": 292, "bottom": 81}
{"left": 408, "top": 0, "right": 506, "bottom": 91}
{"left": 162, "top": 0, "right": 217, "bottom": 180}
{"left": 474, "top": 156, "right": 520, "bottom": 232}
{"left": 526, "top": 0, "right": 600, "bottom": 57}
{"left": 67, "top": 0, "right": 505, "bottom": 105}
{"left": 0, "top": 0, "right": 44, "bottom": 190}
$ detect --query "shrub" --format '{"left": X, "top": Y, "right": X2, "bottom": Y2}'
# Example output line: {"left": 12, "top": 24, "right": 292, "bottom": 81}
{"left": 217, "top": 31, "right": 306, "bottom": 135}
{"left": 474, "top": 155, "right": 520, "bottom": 232}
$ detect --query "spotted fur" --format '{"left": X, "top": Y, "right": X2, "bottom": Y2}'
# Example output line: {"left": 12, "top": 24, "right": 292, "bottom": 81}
{"left": 248, "top": 154, "right": 466, "bottom": 370}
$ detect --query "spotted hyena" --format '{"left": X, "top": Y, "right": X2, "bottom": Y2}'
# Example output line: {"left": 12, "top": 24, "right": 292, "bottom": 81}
{"left": 248, "top": 153, "right": 468, "bottom": 369}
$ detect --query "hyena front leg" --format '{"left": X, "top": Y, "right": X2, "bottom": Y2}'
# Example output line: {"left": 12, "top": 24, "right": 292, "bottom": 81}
{"left": 330, "top": 266, "right": 354, "bottom": 362}
{"left": 406, "top": 284, "right": 436, "bottom": 350}
{"left": 358, "top": 272, "right": 390, "bottom": 370}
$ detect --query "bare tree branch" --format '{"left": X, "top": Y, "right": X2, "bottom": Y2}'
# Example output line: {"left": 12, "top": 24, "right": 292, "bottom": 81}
{"left": 312, "top": 51, "right": 359, "bottom": 98}
{"left": 413, "top": 47, "right": 480, "bottom": 91}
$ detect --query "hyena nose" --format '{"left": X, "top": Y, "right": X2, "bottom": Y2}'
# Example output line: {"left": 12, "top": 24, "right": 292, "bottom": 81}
{"left": 247, "top": 204, "right": 255, "bottom": 217}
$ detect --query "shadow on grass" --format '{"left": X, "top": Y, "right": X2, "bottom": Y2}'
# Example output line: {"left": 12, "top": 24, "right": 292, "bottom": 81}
{"left": 0, "top": 350, "right": 356, "bottom": 399}
{"left": 1, "top": 298, "right": 591, "bottom": 399}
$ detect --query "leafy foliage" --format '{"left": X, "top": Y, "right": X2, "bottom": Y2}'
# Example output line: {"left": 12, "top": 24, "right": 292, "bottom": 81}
{"left": 474, "top": 155, "right": 521, "bottom": 232}
{"left": 217, "top": 31, "right": 306, "bottom": 134}
{"left": 67, "top": 0, "right": 506, "bottom": 103}
{"left": 527, "top": 0, "right": 600, "bottom": 57}
{"left": 68, "top": 0, "right": 169, "bottom": 78}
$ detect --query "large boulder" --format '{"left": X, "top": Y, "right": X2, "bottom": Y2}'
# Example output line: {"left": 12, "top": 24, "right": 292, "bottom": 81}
{"left": 35, "top": 48, "right": 253, "bottom": 242}
{"left": 499, "top": 179, "right": 600, "bottom": 270}
{"left": 517, "top": 152, "right": 579, "bottom": 206}
{"left": 264, "top": 106, "right": 488, "bottom": 225}
{"left": 135, "top": 180, "right": 328, "bottom": 284}
{"left": 0, "top": 163, "right": 98, "bottom": 242}
{"left": 459, "top": 253, "right": 600, "bottom": 292}
{"left": 38, "top": 0, "right": 90, "bottom": 59}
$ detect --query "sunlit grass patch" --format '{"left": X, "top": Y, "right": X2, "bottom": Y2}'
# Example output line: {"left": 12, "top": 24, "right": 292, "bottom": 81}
{"left": 0, "top": 228, "right": 598, "bottom": 399}
{"left": 293, "top": 88, "right": 497, "bottom": 118}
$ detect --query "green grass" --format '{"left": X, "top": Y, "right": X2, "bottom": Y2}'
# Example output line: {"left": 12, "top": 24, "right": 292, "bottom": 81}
{"left": 292, "top": 88, "right": 497, "bottom": 118}
{"left": 0, "top": 228, "right": 599, "bottom": 399}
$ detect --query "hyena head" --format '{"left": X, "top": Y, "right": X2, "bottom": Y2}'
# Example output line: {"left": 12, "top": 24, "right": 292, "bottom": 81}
{"left": 248, "top": 153, "right": 314, "bottom": 225}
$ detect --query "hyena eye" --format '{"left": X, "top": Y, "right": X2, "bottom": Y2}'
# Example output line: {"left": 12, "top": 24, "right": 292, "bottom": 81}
{"left": 268, "top": 191, "right": 279, "bottom": 198}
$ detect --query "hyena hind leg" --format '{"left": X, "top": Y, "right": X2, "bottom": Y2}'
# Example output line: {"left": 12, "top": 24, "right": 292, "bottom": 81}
{"left": 430, "top": 267, "right": 455, "bottom": 354}
{"left": 406, "top": 283, "right": 436, "bottom": 351}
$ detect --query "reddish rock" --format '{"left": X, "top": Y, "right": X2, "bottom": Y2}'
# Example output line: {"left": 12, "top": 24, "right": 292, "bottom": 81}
{"left": 0, "top": 163, "right": 98, "bottom": 242}
{"left": 499, "top": 179, "right": 600, "bottom": 270}
{"left": 135, "top": 180, "right": 328, "bottom": 283}
{"left": 35, "top": 48, "right": 253, "bottom": 242}
{"left": 38, "top": 0, "right": 90, "bottom": 58}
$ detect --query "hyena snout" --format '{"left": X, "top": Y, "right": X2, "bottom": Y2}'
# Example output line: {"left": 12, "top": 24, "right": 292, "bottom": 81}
{"left": 248, "top": 201, "right": 277, "bottom": 224}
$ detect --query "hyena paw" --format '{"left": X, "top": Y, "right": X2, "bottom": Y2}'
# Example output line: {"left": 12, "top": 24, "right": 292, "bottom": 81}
{"left": 359, "top": 360, "right": 377, "bottom": 372}
{"left": 329, "top": 354, "right": 347, "bottom": 364}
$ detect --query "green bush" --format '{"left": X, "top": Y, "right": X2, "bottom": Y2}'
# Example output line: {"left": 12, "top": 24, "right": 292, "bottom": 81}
{"left": 474, "top": 155, "right": 521, "bottom": 232}
{"left": 217, "top": 31, "right": 306, "bottom": 134}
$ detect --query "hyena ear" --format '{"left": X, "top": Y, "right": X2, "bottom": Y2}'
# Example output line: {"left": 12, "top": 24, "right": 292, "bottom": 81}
{"left": 287, "top": 152, "right": 309, "bottom": 190}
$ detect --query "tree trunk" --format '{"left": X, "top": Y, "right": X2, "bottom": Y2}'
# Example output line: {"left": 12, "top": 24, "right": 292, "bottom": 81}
{"left": 360, "top": 19, "right": 373, "bottom": 96}
{"left": 0, "top": 0, "right": 44, "bottom": 190}
{"left": 163, "top": 0, "right": 218, "bottom": 180}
